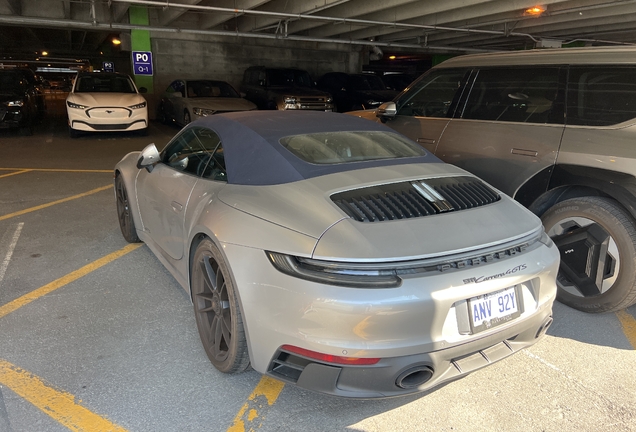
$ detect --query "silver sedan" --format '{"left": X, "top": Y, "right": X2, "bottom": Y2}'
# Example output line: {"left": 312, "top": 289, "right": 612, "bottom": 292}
{"left": 114, "top": 111, "right": 559, "bottom": 398}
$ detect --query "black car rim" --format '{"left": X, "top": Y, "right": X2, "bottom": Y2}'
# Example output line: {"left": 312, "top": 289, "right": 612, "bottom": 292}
{"left": 195, "top": 254, "right": 231, "bottom": 362}
{"left": 116, "top": 179, "right": 132, "bottom": 233}
{"left": 548, "top": 216, "right": 619, "bottom": 298}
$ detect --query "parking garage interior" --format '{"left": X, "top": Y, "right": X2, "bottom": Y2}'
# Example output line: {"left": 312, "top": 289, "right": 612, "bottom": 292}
{"left": 1, "top": 1, "right": 636, "bottom": 431}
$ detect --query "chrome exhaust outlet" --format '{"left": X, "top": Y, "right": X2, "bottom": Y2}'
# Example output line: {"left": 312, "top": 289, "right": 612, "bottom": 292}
{"left": 395, "top": 366, "right": 434, "bottom": 389}
{"left": 535, "top": 316, "right": 554, "bottom": 339}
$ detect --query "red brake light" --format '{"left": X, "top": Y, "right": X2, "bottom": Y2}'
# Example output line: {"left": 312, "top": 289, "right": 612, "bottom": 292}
{"left": 281, "top": 345, "right": 380, "bottom": 365}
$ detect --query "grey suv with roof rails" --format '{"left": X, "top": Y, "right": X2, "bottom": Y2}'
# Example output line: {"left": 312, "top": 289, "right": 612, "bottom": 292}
{"left": 350, "top": 46, "right": 636, "bottom": 313}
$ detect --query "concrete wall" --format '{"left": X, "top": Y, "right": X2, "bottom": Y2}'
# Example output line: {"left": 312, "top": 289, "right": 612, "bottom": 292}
{"left": 148, "top": 32, "right": 364, "bottom": 110}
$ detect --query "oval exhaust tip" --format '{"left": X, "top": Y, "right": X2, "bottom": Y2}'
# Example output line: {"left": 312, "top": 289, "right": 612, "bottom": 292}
{"left": 395, "top": 366, "right": 434, "bottom": 389}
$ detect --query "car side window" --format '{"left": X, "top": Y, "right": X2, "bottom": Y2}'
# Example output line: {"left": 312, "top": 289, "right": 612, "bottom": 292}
{"left": 567, "top": 66, "right": 636, "bottom": 127}
{"left": 161, "top": 127, "right": 215, "bottom": 177}
{"left": 166, "top": 80, "right": 185, "bottom": 96}
{"left": 395, "top": 69, "right": 467, "bottom": 118}
{"left": 462, "top": 67, "right": 561, "bottom": 124}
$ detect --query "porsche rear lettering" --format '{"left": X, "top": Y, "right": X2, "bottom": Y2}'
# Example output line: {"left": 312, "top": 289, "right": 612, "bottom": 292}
{"left": 437, "top": 243, "right": 529, "bottom": 273}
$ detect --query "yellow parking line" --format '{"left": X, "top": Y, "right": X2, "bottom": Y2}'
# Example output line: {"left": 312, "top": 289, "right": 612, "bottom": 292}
{"left": 227, "top": 376, "right": 285, "bottom": 432}
{"left": 0, "top": 359, "right": 128, "bottom": 432}
{"left": 0, "top": 168, "right": 111, "bottom": 173}
{"left": 0, "top": 169, "right": 32, "bottom": 179}
{"left": 616, "top": 310, "right": 636, "bottom": 349}
{"left": 0, "top": 184, "right": 112, "bottom": 222}
{"left": 0, "top": 243, "right": 142, "bottom": 320}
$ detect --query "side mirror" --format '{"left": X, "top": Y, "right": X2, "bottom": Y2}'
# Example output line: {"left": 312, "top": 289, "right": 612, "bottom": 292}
{"left": 240, "top": 92, "right": 247, "bottom": 98}
{"left": 377, "top": 101, "right": 397, "bottom": 120}
{"left": 138, "top": 87, "right": 148, "bottom": 94}
{"left": 173, "top": 92, "right": 182, "bottom": 98}
{"left": 136, "top": 143, "right": 160, "bottom": 172}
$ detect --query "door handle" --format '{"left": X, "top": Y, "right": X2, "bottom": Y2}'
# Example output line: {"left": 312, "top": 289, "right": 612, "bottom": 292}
{"left": 171, "top": 201, "right": 183, "bottom": 212}
{"left": 511, "top": 148, "right": 538, "bottom": 157}
{"left": 417, "top": 138, "right": 436, "bottom": 144}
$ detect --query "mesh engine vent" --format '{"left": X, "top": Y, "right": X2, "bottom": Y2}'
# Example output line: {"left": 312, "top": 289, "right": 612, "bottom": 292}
{"left": 331, "top": 176, "right": 500, "bottom": 223}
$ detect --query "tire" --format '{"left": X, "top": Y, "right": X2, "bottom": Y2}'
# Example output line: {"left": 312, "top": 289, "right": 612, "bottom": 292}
{"left": 115, "top": 175, "right": 141, "bottom": 243}
{"left": 541, "top": 196, "right": 636, "bottom": 313}
{"left": 191, "top": 239, "right": 250, "bottom": 373}
{"left": 158, "top": 104, "right": 169, "bottom": 125}
{"left": 183, "top": 110, "right": 191, "bottom": 125}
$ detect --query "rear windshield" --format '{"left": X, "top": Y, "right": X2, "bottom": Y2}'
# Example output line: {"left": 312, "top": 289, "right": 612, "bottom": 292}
{"left": 279, "top": 131, "right": 425, "bottom": 164}
{"left": 74, "top": 74, "right": 136, "bottom": 93}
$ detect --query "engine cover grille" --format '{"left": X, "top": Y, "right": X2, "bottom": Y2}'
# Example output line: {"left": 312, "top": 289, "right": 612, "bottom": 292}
{"left": 331, "top": 176, "right": 500, "bottom": 223}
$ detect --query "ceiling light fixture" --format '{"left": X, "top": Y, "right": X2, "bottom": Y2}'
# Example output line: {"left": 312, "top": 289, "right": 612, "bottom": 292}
{"left": 41, "top": 51, "right": 48, "bottom": 56}
{"left": 112, "top": 38, "right": 121, "bottom": 45}
{"left": 524, "top": 6, "right": 546, "bottom": 16}
{"left": 389, "top": 55, "right": 396, "bottom": 60}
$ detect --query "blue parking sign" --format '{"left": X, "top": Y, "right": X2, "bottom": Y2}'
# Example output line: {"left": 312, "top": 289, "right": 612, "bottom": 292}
{"left": 132, "top": 51, "right": 153, "bottom": 76}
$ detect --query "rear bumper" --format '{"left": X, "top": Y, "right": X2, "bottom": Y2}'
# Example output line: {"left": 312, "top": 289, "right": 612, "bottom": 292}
{"left": 267, "top": 303, "right": 553, "bottom": 398}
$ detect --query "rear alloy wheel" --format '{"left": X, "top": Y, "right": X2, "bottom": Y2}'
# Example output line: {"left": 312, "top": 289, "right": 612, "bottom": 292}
{"left": 191, "top": 239, "right": 250, "bottom": 373}
{"left": 542, "top": 197, "right": 636, "bottom": 312}
{"left": 115, "top": 175, "right": 141, "bottom": 243}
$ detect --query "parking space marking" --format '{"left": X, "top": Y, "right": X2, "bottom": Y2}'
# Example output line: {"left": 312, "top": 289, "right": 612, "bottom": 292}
{"left": 0, "top": 359, "right": 127, "bottom": 432}
{"left": 0, "top": 243, "right": 142, "bottom": 320}
{"left": 0, "top": 168, "right": 111, "bottom": 173}
{"left": 0, "top": 170, "right": 32, "bottom": 179}
{"left": 0, "top": 185, "right": 112, "bottom": 222}
{"left": 0, "top": 223, "right": 24, "bottom": 287}
{"left": 616, "top": 310, "right": 636, "bottom": 349}
{"left": 227, "top": 376, "right": 285, "bottom": 432}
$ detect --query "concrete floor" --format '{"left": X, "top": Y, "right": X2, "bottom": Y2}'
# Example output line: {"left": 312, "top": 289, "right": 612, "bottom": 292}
{"left": 0, "top": 116, "right": 635, "bottom": 432}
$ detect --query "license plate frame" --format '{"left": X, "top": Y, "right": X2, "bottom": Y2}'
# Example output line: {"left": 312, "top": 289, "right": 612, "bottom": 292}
{"left": 468, "top": 285, "right": 523, "bottom": 334}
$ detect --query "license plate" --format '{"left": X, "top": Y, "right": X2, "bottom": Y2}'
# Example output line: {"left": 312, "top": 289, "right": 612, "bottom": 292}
{"left": 469, "top": 286, "right": 521, "bottom": 333}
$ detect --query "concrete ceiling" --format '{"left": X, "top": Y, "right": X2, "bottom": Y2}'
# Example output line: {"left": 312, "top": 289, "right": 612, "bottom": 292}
{"left": 1, "top": 0, "right": 635, "bottom": 58}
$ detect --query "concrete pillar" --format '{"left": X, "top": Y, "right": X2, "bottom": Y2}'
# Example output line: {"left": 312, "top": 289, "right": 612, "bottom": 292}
{"left": 129, "top": 6, "right": 153, "bottom": 94}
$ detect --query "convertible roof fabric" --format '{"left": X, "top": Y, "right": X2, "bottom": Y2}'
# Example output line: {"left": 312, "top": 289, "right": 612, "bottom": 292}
{"left": 191, "top": 111, "right": 438, "bottom": 185}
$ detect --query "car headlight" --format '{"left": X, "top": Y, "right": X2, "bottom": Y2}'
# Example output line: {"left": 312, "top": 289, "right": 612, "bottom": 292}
{"left": 326, "top": 97, "right": 333, "bottom": 103}
{"left": 267, "top": 252, "right": 402, "bottom": 288}
{"left": 6, "top": 100, "right": 24, "bottom": 107}
{"left": 67, "top": 101, "right": 88, "bottom": 109}
{"left": 193, "top": 107, "right": 216, "bottom": 116}
{"left": 129, "top": 101, "right": 147, "bottom": 109}
{"left": 284, "top": 97, "right": 299, "bottom": 110}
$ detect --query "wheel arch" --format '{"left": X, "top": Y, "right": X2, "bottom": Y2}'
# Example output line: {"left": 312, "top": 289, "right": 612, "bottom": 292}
{"left": 518, "top": 164, "right": 636, "bottom": 221}
{"left": 114, "top": 168, "right": 145, "bottom": 234}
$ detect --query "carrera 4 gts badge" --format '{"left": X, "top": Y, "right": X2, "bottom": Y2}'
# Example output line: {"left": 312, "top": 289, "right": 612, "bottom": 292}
{"left": 463, "top": 264, "right": 527, "bottom": 284}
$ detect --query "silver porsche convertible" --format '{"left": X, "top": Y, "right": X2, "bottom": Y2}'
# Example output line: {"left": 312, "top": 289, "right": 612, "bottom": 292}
{"left": 114, "top": 111, "right": 559, "bottom": 398}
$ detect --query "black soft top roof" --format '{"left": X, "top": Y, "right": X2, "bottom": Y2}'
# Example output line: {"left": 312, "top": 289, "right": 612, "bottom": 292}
{"left": 188, "top": 111, "right": 439, "bottom": 186}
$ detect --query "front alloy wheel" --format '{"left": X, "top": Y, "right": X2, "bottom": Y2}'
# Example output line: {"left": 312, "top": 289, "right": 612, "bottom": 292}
{"left": 542, "top": 197, "right": 636, "bottom": 312}
{"left": 191, "top": 239, "right": 249, "bottom": 373}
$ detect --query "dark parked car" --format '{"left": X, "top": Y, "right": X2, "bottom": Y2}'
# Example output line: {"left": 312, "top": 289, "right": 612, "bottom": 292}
{"left": 380, "top": 73, "right": 417, "bottom": 92}
{"left": 0, "top": 68, "right": 44, "bottom": 135}
{"left": 240, "top": 66, "right": 334, "bottom": 111}
{"left": 317, "top": 72, "right": 398, "bottom": 112}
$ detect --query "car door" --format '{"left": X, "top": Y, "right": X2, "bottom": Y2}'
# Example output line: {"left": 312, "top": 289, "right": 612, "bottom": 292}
{"left": 383, "top": 68, "right": 470, "bottom": 154}
{"left": 136, "top": 127, "right": 216, "bottom": 260}
{"left": 435, "top": 67, "right": 566, "bottom": 198}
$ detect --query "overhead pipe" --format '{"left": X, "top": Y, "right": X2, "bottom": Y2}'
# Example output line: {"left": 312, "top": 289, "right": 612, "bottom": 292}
{"left": 0, "top": 14, "right": 490, "bottom": 53}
